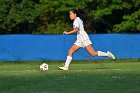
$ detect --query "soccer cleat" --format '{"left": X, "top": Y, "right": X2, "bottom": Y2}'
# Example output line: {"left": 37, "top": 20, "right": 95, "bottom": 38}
{"left": 59, "top": 67, "right": 68, "bottom": 70}
{"left": 107, "top": 51, "right": 115, "bottom": 60}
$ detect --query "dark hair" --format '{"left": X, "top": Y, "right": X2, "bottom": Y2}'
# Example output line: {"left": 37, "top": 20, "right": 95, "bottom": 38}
{"left": 70, "top": 9, "right": 80, "bottom": 17}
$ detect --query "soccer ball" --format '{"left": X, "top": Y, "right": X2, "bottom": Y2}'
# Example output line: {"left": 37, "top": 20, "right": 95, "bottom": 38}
{"left": 40, "top": 63, "right": 48, "bottom": 71}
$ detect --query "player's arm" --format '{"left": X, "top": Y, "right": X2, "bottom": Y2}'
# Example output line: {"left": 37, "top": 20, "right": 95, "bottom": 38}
{"left": 63, "top": 27, "right": 79, "bottom": 34}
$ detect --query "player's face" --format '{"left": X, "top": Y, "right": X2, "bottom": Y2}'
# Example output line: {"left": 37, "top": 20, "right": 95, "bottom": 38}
{"left": 69, "top": 11, "right": 77, "bottom": 20}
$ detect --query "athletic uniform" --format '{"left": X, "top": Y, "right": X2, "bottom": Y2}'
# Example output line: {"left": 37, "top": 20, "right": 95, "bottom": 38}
{"left": 73, "top": 17, "right": 92, "bottom": 48}
{"left": 59, "top": 16, "right": 115, "bottom": 70}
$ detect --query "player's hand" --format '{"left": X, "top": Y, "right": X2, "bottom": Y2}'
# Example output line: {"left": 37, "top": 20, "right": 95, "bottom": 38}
{"left": 63, "top": 31, "right": 69, "bottom": 34}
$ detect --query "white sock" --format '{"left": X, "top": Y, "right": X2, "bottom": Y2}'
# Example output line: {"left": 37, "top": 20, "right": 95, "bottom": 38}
{"left": 64, "top": 56, "right": 72, "bottom": 68}
{"left": 98, "top": 51, "right": 108, "bottom": 57}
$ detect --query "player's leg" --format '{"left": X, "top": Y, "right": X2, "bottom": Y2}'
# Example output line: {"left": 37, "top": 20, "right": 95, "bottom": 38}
{"left": 85, "top": 44, "right": 115, "bottom": 59}
{"left": 68, "top": 44, "right": 81, "bottom": 57}
{"left": 65, "top": 44, "right": 81, "bottom": 68}
{"left": 59, "top": 44, "right": 81, "bottom": 70}
{"left": 85, "top": 44, "right": 98, "bottom": 56}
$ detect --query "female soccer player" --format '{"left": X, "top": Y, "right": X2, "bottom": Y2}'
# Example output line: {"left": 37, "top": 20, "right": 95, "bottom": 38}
{"left": 59, "top": 9, "right": 115, "bottom": 70}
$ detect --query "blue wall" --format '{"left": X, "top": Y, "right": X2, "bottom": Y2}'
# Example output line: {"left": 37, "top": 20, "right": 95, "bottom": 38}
{"left": 0, "top": 34, "right": 139, "bottom": 61}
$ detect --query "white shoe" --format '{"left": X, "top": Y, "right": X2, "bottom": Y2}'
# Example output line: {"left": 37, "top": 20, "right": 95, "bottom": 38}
{"left": 59, "top": 67, "right": 68, "bottom": 70}
{"left": 107, "top": 51, "right": 115, "bottom": 60}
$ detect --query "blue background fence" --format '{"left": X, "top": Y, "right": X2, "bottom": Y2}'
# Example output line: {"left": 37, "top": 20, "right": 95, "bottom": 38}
{"left": 0, "top": 34, "right": 139, "bottom": 61}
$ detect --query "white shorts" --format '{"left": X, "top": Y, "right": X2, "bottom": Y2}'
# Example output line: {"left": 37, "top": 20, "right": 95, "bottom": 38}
{"left": 74, "top": 39, "right": 92, "bottom": 48}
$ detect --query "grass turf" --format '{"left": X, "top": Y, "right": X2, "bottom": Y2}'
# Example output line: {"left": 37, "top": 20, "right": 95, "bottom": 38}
{"left": 0, "top": 60, "right": 140, "bottom": 93}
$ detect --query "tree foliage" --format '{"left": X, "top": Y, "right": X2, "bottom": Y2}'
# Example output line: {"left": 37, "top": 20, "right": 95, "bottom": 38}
{"left": 0, "top": 0, "right": 140, "bottom": 34}
{"left": 0, "top": 0, "right": 39, "bottom": 34}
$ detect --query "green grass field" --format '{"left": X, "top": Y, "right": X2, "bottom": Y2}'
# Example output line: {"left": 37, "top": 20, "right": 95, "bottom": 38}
{"left": 0, "top": 60, "right": 140, "bottom": 93}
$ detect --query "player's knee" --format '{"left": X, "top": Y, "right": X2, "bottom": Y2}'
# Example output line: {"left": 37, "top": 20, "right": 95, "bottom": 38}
{"left": 68, "top": 50, "right": 73, "bottom": 56}
{"left": 91, "top": 52, "right": 97, "bottom": 56}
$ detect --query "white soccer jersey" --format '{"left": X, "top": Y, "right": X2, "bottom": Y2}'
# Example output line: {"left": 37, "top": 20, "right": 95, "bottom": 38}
{"left": 73, "top": 17, "right": 90, "bottom": 42}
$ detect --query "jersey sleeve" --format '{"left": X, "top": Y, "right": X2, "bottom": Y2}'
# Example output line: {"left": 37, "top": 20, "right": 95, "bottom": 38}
{"left": 73, "top": 19, "right": 80, "bottom": 29}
